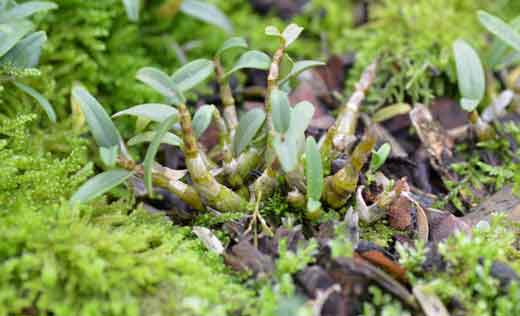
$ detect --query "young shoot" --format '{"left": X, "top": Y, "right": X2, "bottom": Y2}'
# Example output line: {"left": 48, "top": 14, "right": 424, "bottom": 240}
{"left": 453, "top": 39, "right": 496, "bottom": 140}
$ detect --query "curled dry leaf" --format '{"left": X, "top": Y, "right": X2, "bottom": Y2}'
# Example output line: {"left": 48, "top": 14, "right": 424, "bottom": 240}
{"left": 410, "top": 104, "right": 456, "bottom": 181}
{"left": 192, "top": 226, "right": 225, "bottom": 255}
{"left": 413, "top": 285, "right": 450, "bottom": 316}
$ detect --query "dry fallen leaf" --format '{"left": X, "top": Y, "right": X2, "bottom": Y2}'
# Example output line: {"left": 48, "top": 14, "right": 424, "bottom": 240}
{"left": 413, "top": 284, "right": 450, "bottom": 316}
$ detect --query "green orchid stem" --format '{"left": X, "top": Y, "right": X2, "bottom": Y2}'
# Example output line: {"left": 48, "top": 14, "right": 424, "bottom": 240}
{"left": 117, "top": 157, "right": 205, "bottom": 211}
{"left": 211, "top": 106, "right": 233, "bottom": 163}
{"left": 252, "top": 43, "right": 286, "bottom": 198}
{"left": 469, "top": 111, "right": 496, "bottom": 141}
{"left": 321, "top": 61, "right": 377, "bottom": 161}
{"left": 324, "top": 127, "right": 378, "bottom": 208}
{"left": 215, "top": 58, "right": 238, "bottom": 142}
{"left": 178, "top": 103, "right": 247, "bottom": 212}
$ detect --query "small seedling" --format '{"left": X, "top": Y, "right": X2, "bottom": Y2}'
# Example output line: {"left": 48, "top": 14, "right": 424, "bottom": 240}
{"left": 366, "top": 143, "right": 391, "bottom": 184}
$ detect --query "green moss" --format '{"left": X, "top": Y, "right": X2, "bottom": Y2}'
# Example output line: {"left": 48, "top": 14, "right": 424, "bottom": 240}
{"left": 0, "top": 115, "right": 254, "bottom": 316}
{"left": 359, "top": 219, "right": 399, "bottom": 248}
{"left": 343, "top": 0, "right": 520, "bottom": 106}
{"left": 398, "top": 216, "right": 520, "bottom": 315}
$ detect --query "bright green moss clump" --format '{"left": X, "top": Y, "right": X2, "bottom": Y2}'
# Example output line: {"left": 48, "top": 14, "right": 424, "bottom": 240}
{"left": 0, "top": 115, "right": 254, "bottom": 316}
{"left": 398, "top": 216, "right": 520, "bottom": 315}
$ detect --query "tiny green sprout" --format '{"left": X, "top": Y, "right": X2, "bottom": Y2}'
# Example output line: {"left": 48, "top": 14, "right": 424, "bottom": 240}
{"left": 453, "top": 39, "right": 496, "bottom": 140}
{"left": 265, "top": 23, "right": 304, "bottom": 48}
{"left": 369, "top": 143, "right": 391, "bottom": 173}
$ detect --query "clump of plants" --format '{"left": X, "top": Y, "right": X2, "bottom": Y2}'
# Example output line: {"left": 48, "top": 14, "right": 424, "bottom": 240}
{"left": 69, "top": 23, "right": 384, "bottom": 223}
{"left": 397, "top": 216, "right": 520, "bottom": 316}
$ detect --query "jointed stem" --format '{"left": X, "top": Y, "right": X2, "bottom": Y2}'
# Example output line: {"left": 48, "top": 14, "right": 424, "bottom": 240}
{"left": 179, "top": 103, "right": 247, "bottom": 212}
{"left": 324, "top": 128, "right": 377, "bottom": 208}
{"left": 117, "top": 157, "right": 205, "bottom": 211}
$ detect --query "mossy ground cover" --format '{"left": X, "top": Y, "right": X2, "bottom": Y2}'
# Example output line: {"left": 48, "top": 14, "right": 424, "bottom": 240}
{"left": 2, "top": 1, "right": 520, "bottom": 315}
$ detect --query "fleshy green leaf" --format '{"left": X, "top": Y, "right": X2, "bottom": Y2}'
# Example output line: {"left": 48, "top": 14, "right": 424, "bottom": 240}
{"left": 453, "top": 39, "right": 485, "bottom": 112}
{"left": 273, "top": 134, "right": 298, "bottom": 172}
{"left": 192, "top": 105, "right": 214, "bottom": 138}
{"left": 216, "top": 37, "right": 248, "bottom": 56}
{"left": 279, "top": 60, "right": 325, "bottom": 85}
{"left": 305, "top": 136, "right": 323, "bottom": 202}
{"left": 70, "top": 169, "right": 133, "bottom": 204}
{"left": 99, "top": 145, "right": 118, "bottom": 167}
{"left": 136, "top": 67, "right": 184, "bottom": 105}
{"left": 282, "top": 23, "right": 304, "bottom": 48}
{"left": 128, "top": 131, "right": 182, "bottom": 147}
{"left": 271, "top": 89, "right": 291, "bottom": 133}
{"left": 233, "top": 108, "right": 266, "bottom": 156}
{"left": 0, "top": 20, "right": 33, "bottom": 58}
{"left": 0, "top": 31, "right": 46, "bottom": 68}
{"left": 113, "top": 103, "right": 178, "bottom": 123}
{"left": 287, "top": 101, "right": 315, "bottom": 155}
{"left": 372, "top": 103, "right": 412, "bottom": 123}
{"left": 13, "top": 81, "right": 56, "bottom": 122}
{"left": 478, "top": 11, "right": 520, "bottom": 53}
{"left": 369, "top": 143, "right": 391, "bottom": 172}
{"left": 143, "top": 114, "right": 178, "bottom": 195}
{"left": 122, "top": 0, "right": 140, "bottom": 22}
{"left": 171, "top": 59, "right": 214, "bottom": 92}
{"left": 180, "top": 0, "right": 233, "bottom": 34}
{"left": 0, "top": 1, "right": 57, "bottom": 22}
{"left": 72, "top": 86, "right": 120, "bottom": 148}
{"left": 225, "top": 50, "right": 271, "bottom": 78}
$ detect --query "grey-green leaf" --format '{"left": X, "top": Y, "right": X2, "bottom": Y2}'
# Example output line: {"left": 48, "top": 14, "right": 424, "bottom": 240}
{"left": 14, "top": 81, "right": 56, "bottom": 122}
{"left": 171, "top": 59, "right": 214, "bottom": 92}
{"left": 282, "top": 23, "right": 304, "bottom": 48}
{"left": 0, "top": 31, "right": 46, "bottom": 68}
{"left": 233, "top": 108, "right": 266, "bottom": 156}
{"left": 72, "top": 86, "right": 120, "bottom": 148}
{"left": 478, "top": 11, "right": 520, "bottom": 53}
{"left": 0, "top": 20, "right": 33, "bottom": 58}
{"left": 305, "top": 136, "right": 323, "bottom": 202}
{"left": 192, "top": 105, "right": 214, "bottom": 138}
{"left": 113, "top": 103, "right": 178, "bottom": 123}
{"left": 122, "top": 0, "right": 140, "bottom": 22}
{"left": 280, "top": 60, "right": 325, "bottom": 85}
{"left": 143, "top": 114, "right": 178, "bottom": 195}
{"left": 99, "top": 145, "right": 119, "bottom": 167}
{"left": 0, "top": 1, "right": 57, "bottom": 22}
{"left": 488, "top": 16, "right": 520, "bottom": 68}
{"left": 180, "top": 0, "right": 233, "bottom": 34}
{"left": 70, "top": 169, "right": 132, "bottom": 204}
{"left": 273, "top": 134, "right": 298, "bottom": 172}
{"left": 271, "top": 89, "right": 291, "bottom": 133}
{"left": 128, "top": 131, "right": 182, "bottom": 147}
{"left": 453, "top": 39, "right": 485, "bottom": 112}
{"left": 225, "top": 50, "right": 271, "bottom": 78}
{"left": 289, "top": 101, "right": 315, "bottom": 135}
{"left": 136, "top": 67, "right": 183, "bottom": 105}
{"left": 216, "top": 37, "right": 248, "bottom": 56}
